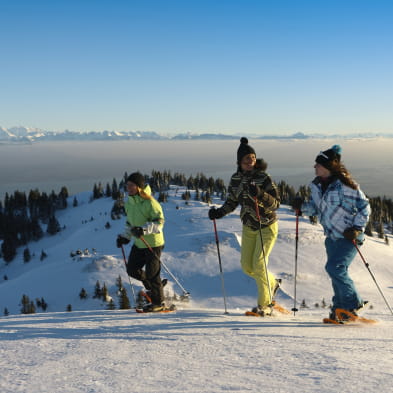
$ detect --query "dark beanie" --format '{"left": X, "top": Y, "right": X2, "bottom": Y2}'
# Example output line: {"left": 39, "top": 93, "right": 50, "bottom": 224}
{"left": 127, "top": 172, "right": 145, "bottom": 188}
{"left": 237, "top": 137, "right": 256, "bottom": 163}
{"left": 315, "top": 145, "right": 342, "bottom": 169}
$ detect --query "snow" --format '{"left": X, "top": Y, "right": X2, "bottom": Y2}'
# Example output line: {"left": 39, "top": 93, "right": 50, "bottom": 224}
{"left": 1, "top": 186, "right": 393, "bottom": 393}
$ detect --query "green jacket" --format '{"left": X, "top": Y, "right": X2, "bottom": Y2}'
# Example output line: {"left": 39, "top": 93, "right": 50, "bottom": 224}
{"left": 219, "top": 167, "right": 280, "bottom": 230}
{"left": 122, "top": 185, "right": 165, "bottom": 248}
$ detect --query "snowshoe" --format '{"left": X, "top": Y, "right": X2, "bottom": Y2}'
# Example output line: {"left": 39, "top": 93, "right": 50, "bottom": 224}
{"left": 272, "top": 300, "right": 291, "bottom": 314}
{"left": 245, "top": 305, "right": 273, "bottom": 317}
{"left": 136, "top": 303, "right": 176, "bottom": 313}
{"left": 323, "top": 308, "right": 376, "bottom": 325}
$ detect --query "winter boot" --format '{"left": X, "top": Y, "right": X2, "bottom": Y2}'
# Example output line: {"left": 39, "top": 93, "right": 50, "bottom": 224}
{"left": 145, "top": 279, "right": 168, "bottom": 297}
{"left": 251, "top": 305, "right": 273, "bottom": 316}
{"left": 353, "top": 301, "right": 369, "bottom": 313}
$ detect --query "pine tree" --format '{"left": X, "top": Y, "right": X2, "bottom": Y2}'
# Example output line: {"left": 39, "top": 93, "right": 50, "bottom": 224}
{"left": 300, "top": 299, "right": 308, "bottom": 308}
{"left": 40, "top": 298, "right": 48, "bottom": 311}
{"left": 116, "top": 275, "right": 123, "bottom": 291}
{"left": 105, "top": 183, "right": 112, "bottom": 198}
{"left": 93, "top": 182, "right": 104, "bottom": 199}
{"left": 47, "top": 215, "right": 61, "bottom": 235}
{"left": 23, "top": 247, "right": 31, "bottom": 263}
{"left": 107, "top": 299, "right": 116, "bottom": 310}
{"left": 377, "top": 221, "right": 385, "bottom": 239}
{"left": 111, "top": 178, "right": 120, "bottom": 200}
{"left": 101, "top": 283, "right": 109, "bottom": 301}
{"left": 20, "top": 295, "right": 35, "bottom": 314}
{"left": 194, "top": 189, "right": 200, "bottom": 201}
{"left": 365, "top": 220, "right": 374, "bottom": 237}
{"left": 58, "top": 186, "right": 69, "bottom": 209}
{"left": 2, "top": 235, "right": 17, "bottom": 263}
{"left": 30, "top": 217, "right": 44, "bottom": 241}
{"left": 79, "top": 288, "right": 88, "bottom": 299}
{"left": 93, "top": 281, "right": 102, "bottom": 299}
{"left": 118, "top": 287, "right": 131, "bottom": 309}
{"left": 182, "top": 190, "right": 191, "bottom": 201}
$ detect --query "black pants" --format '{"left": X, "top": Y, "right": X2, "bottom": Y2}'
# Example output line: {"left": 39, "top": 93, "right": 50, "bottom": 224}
{"left": 127, "top": 245, "right": 164, "bottom": 305}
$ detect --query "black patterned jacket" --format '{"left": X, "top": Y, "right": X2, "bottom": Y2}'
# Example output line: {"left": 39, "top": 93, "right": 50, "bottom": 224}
{"left": 218, "top": 167, "right": 280, "bottom": 230}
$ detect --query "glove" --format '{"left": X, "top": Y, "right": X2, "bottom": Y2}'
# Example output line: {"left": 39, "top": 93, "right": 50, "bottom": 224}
{"left": 131, "top": 226, "right": 144, "bottom": 238}
{"left": 343, "top": 227, "right": 361, "bottom": 241}
{"left": 208, "top": 207, "right": 225, "bottom": 220}
{"left": 116, "top": 235, "right": 130, "bottom": 248}
{"left": 292, "top": 196, "right": 303, "bottom": 212}
{"left": 249, "top": 183, "right": 262, "bottom": 198}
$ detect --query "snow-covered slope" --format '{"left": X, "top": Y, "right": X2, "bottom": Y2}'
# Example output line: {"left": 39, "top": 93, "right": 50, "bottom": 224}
{"left": 1, "top": 186, "right": 393, "bottom": 393}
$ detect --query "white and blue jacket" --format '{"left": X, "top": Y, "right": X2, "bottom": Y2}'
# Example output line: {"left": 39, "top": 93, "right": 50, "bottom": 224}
{"left": 301, "top": 177, "right": 370, "bottom": 240}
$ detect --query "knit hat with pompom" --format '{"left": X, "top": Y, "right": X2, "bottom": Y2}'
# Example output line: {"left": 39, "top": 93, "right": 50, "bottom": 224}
{"left": 315, "top": 145, "right": 342, "bottom": 169}
{"left": 237, "top": 137, "right": 256, "bottom": 163}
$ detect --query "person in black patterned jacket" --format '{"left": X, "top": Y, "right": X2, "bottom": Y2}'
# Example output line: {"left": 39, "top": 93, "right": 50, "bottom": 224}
{"left": 209, "top": 137, "right": 281, "bottom": 316}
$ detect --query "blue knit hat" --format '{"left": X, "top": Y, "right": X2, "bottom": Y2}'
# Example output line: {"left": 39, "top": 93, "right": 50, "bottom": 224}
{"left": 315, "top": 145, "right": 342, "bottom": 169}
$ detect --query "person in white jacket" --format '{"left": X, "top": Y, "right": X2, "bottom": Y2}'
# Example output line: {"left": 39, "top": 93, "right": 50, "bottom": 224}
{"left": 293, "top": 145, "right": 370, "bottom": 322}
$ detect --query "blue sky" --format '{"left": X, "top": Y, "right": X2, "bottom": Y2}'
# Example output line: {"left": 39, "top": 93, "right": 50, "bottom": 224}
{"left": 1, "top": 0, "right": 393, "bottom": 135}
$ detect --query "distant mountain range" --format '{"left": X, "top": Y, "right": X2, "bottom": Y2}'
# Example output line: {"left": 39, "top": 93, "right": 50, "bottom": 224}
{"left": 0, "top": 126, "right": 391, "bottom": 143}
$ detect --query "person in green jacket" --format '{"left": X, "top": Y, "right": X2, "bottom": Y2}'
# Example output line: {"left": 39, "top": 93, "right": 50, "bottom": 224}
{"left": 208, "top": 138, "right": 281, "bottom": 316}
{"left": 116, "top": 172, "right": 165, "bottom": 312}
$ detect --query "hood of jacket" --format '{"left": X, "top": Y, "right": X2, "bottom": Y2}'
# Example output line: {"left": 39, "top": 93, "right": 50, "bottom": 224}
{"left": 127, "top": 184, "right": 152, "bottom": 205}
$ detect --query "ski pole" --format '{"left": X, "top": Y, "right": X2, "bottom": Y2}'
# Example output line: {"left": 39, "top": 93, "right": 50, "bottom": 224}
{"left": 254, "top": 196, "right": 273, "bottom": 306}
{"left": 120, "top": 245, "right": 137, "bottom": 307}
{"left": 139, "top": 236, "right": 190, "bottom": 298}
{"left": 160, "top": 260, "right": 190, "bottom": 299}
{"left": 352, "top": 240, "right": 393, "bottom": 315}
{"left": 213, "top": 219, "right": 229, "bottom": 314}
{"left": 292, "top": 210, "right": 300, "bottom": 316}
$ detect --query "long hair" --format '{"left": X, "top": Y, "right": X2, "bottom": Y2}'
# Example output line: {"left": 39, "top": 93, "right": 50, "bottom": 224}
{"left": 330, "top": 160, "right": 358, "bottom": 190}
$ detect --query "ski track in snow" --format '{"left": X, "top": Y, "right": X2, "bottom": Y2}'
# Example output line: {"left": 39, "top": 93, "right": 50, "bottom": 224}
{"left": 1, "top": 308, "right": 392, "bottom": 393}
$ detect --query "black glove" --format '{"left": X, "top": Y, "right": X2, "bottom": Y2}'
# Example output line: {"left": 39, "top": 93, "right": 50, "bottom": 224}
{"left": 249, "top": 183, "right": 262, "bottom": 198}
{"left": 208, "top": 207, "right": 225, "bottom": 220}
{"left": 292, "top": 196, "right": 303, "bottom": 212}
{"left": 343, "top": 227, "right": 361, "bottom": 241}
{"left": 131, "top": 226, "right": 144, "bottom": 238}
{"left": 116, "top": 235, "right": 130, "bottom": 248}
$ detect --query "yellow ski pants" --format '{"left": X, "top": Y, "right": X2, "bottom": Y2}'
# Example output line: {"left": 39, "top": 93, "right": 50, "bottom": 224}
{"left": 240, "top": 221, "right": 278, "bottom": 307}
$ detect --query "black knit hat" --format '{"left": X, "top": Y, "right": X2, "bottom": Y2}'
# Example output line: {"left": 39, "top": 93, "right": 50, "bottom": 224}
{"left": 237, "top": 137, "right": 256, "bottom": 163}
{"left": 315, "top": 145, "right": 342, "bottom": 169}
{"left": 127, "top": 172, "right": 145, "bottom": 188}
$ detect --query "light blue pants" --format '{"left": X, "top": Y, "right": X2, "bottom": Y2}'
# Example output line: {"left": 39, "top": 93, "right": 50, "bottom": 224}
{"left": 325, "top": 237, "right": 363, "bottom": 311}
